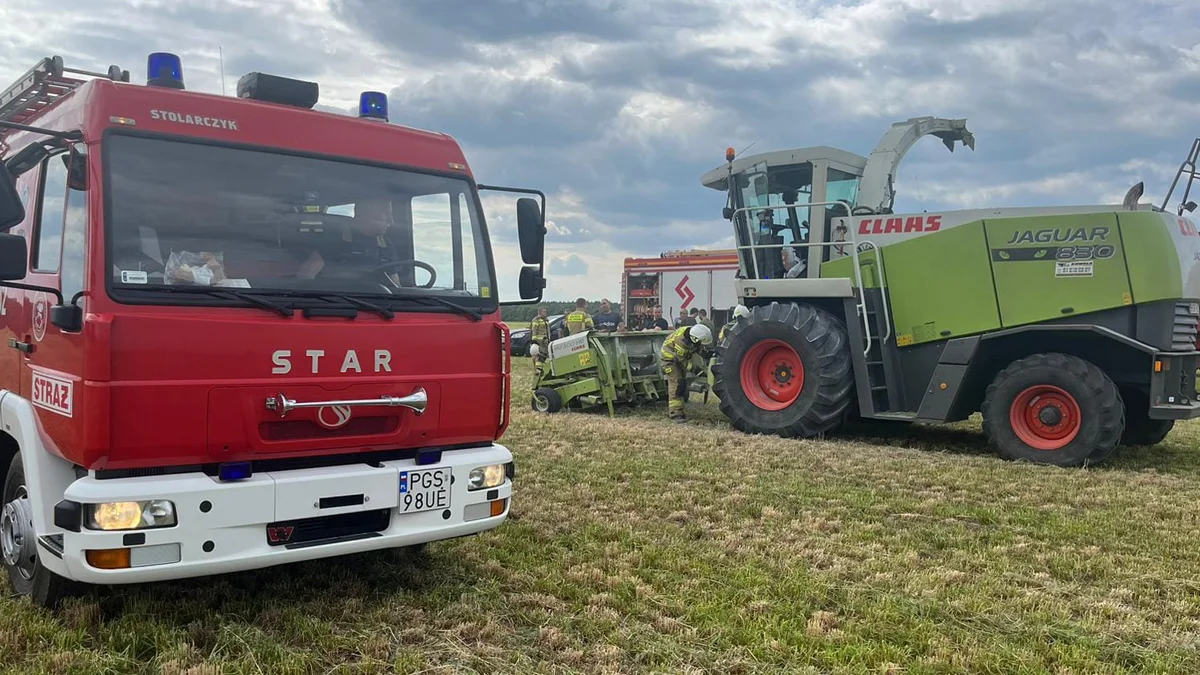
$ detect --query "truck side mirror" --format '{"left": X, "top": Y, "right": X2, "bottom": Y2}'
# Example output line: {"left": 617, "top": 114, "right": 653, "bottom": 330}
{"left": 516, "top": 197, "right": 544, "bottom": 264}
{"left": 0, "top": 234, "right": 28, "bottom": 280}
{"left": 518, "top": 266, "right": 545, "bottom": 300}
{"left": 50, "top": 304, "right": 82, "bottom": 332}
{"left": 64, "top": 144, "right": 87, "bottom": 191}
{"left": 0, "top": 171, "right": 26, "bottom": 232}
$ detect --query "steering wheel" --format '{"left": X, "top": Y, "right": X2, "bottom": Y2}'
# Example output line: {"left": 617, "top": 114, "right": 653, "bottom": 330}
{"left": 367, "top": 259, "right": 437, "bottom": 289}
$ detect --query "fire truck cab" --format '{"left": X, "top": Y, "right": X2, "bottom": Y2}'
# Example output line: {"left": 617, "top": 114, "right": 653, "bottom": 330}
{"left": 0, "top": 54, "right": 546, "bottom": 606}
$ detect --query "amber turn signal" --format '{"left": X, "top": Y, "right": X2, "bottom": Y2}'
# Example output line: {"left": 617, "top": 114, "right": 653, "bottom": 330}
{"left": 86, "top": 548, "right": 131, "bottom": 569}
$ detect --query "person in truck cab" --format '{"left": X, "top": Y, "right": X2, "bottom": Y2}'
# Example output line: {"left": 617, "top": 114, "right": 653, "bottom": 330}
{"left": 298, "top": 197, "right": 411, "bottom": 285}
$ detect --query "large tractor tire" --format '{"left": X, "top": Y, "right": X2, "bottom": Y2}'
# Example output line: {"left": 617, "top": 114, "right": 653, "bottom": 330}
{"left": 981, "top": 353, "right": 1124, "bottom": 467}
{"left": 713, "top": 302, "right": 855, "bottom": 437}
{"left": 1117, "top": 388, "right": 1175, "bottom": 447}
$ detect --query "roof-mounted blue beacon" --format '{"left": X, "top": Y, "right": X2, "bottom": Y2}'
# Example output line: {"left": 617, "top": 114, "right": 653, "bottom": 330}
{"left": 359, "top": 91, "right": 388, "bottom": 122}
{"left": 147, "top": 52, "right": 184, "bottom": 90}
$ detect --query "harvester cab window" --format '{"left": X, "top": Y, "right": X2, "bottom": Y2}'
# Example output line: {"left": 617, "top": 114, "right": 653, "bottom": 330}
{"left": 735, "top": 162, "right": 814, "bottom": 279}
{"left": 826, "top": 168, "right": 861, "bottom": 259}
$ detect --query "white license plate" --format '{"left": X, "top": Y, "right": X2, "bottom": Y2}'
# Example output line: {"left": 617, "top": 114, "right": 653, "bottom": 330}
{"left": 398, "top": 467, "right": 451, "bottom": 514}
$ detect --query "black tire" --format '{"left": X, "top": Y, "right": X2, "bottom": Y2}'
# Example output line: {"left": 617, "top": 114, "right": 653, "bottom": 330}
{"left": 2, "top": 454, "right": 80, "bottom": 608}
{"left": 981, "top": 353, "right": 1124, "bottom": 467}
{"left": 531, "top": 387, "right": 563, "bottom": 413}
{"left": 713, "top": 302, "right": 854, "bottom": 437}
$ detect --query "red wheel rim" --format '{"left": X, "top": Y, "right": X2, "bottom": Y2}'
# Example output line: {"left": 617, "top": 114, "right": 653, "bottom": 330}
{"left": 1008, "top": 384, "right": 1082, "bottom": 450}
{"left": 739, "top": 339, "right": 804, "bottom": 411}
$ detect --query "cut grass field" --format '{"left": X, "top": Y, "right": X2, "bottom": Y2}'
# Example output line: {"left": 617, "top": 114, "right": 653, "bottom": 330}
{"left": 4, "top": 358, "right": 1200, "bottom": 674}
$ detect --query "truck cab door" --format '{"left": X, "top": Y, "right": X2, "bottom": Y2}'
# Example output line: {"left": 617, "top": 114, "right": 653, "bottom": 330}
{"left": 19, "top": 149, "right": 88, "bottom": 451}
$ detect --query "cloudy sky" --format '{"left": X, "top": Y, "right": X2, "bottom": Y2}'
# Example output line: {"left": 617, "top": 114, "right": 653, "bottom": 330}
{"left": 3, "top": 0, "right": 1199, "bottom": 302}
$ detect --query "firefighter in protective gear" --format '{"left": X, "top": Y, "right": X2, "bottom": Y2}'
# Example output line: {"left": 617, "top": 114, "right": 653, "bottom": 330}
{"left": 708, "top": 304, "right": 752, "bottom": 392}
{"left": 661, "top": 323, "right": 713, "bottom": 423}
{"left": 529, "top": 307, "right": 551, "bottom": 385}
{"left": 529, "top": 308, "right": 551, "bottom": 360}
{"left": 718, "top": 304, "right": 751, "bottom": 344}
{"left": 565, "top": 297, "right": 594, "bottom": 335}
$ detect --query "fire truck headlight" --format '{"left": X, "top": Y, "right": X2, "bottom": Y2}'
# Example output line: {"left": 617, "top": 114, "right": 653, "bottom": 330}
{"left": 88, "top": 500, "right": 177, "bottom": 530}
{"left": 468, "top": 464, "right": 506, "bottom": 491}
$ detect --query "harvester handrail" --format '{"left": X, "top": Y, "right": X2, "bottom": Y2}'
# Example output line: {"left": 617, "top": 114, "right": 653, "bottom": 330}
{"left": 856, "top": 239, "right": 892, "bottom": 344}
{"left": 1159, "top": 138, "right": 1200, "bottom": 215}
{"left": 730, "top": 199, "right": 876, "bottom": 356}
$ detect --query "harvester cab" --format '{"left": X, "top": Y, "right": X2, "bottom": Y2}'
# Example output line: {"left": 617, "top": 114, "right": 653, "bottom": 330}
{"left": 702, "top": 116, "right": 1200, "bottom": 467}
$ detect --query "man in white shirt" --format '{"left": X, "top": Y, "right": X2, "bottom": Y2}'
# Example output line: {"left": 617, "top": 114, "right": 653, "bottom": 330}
{"left": 781, "top": 246, "right": 806, "bottom": 278}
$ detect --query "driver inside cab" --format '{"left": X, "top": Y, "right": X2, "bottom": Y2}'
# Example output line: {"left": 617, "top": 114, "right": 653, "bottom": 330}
{"left": 297, "top": 198, "right": 408, "bottom": 284}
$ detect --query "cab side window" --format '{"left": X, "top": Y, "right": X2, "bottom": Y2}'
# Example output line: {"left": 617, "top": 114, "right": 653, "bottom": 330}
{"left": 34, "top": 155, "right": 68, "bottom": 273}
{"left": 34, "top": 154, "right": 87, "bottom": 301}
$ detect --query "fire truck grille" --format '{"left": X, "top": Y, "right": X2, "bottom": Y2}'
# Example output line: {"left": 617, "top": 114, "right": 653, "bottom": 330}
{"left": 259, "top": 416, "right": 399, "bottom": 441}
{"left": 267, "top": 508, "right": 392, "bottom": 549}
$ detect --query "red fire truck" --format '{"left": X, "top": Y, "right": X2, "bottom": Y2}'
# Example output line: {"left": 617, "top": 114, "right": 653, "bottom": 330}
{"left": 622, "top": 249, "right": 739, "bottom": 327}
{"left": 0, "top": 53, "right": 546, "bottom": 606}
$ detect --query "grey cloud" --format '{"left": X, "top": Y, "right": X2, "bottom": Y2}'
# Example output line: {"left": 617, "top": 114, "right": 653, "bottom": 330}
{"left": 5, "top": 0, "right": 1200, "bottom": 268}
{"left": 333, "top": 0, "right": 720, "bottom": 56}
{"left": 549, "top": 254, "right": 589, "bottom": 275}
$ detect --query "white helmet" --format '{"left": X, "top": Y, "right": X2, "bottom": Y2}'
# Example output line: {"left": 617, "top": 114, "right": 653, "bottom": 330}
{"left": 733, "top": 304, "right": 750, "bottom": 319}
{"left": 529, "top": 343, "right": 540, "bottom": 357}
{"left": 688, "top": 323, "right": 713, "bottom": 346}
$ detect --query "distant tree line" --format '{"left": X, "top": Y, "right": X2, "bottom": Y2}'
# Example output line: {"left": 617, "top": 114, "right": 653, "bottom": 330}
{"left": 500, "top": 301, "right": 622, "bottom": 324}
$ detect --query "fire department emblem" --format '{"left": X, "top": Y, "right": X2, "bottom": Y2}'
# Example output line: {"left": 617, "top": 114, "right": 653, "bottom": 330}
{"left": 32, "top": 292, "right": 48, "bottom": 342}
{"left": 317, "top": 405, "right": 352, "bottom": 429}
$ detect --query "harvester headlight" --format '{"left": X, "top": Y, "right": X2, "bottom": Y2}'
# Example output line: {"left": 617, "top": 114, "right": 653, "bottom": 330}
{"left": 468, "top": 464, "right": 506, "bottom": 491}
{"left": 88, "top": 500, "right": 177, "bottom": 531}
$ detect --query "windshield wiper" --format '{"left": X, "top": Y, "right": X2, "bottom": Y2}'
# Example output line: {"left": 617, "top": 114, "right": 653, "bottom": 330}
{"left": 323, "top": 294, "right": 394, "bottom": 320}
{"left": 239, "top": 289, "right": 395, "bottom": 320}
{"left": 143, "top": 285, "right": 294, "bottom": 317}
{"left": 397, "top": 295, "right": 483, "bottom": 321}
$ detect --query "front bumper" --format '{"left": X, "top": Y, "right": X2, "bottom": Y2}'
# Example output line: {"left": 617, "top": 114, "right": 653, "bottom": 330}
{"left": 40, "top": 444, "right": 513, "bottom": 585}
{"left": 1149, "top": 351, "right": 1200, "bottom": 420}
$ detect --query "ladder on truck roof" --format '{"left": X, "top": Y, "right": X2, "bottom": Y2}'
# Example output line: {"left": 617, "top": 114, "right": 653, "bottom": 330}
{"left": 0, "top": 56, "right": 129, "bottom": 137}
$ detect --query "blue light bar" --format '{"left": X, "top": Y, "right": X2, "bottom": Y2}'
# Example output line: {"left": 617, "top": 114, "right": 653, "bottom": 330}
{"left": 217, "top": 461, "right": 252, "bottom": 482}
{"left": 359, "top": 91, "right": 388, "bottom": 121}
{"left": 147, "top": 52, "right": 184, "bottom": 90}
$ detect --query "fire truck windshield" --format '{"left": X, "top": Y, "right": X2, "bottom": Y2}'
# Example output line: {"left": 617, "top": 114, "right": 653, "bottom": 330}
{"left": 104, "top": 133, "right": 496, "bottom": 312}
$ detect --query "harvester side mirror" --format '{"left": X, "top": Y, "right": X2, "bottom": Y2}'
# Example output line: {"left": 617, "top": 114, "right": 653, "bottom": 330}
{"left": 516, "top": 197, "right": 544, "bottom": 264}
{"left": 518, "top": 266, "right": 545, "bottom": 300}
{"left": 0, "top": 234, "right": 27, "bottom": 280}
{"left": 0, "top": 172, "right": 25, "bottom": 233}
{"left": 722, "top": 206, "right": 734, "bottom": 220}
{"left": 1185, "top": 201, "right": 1197, "bottom": 214}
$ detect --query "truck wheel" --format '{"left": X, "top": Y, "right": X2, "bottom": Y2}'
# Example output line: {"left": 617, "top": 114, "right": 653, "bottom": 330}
{"left": 982, "top": 353, "right": 1124, "bottom": 467}
{"left": 531, "top": 387, "right": 563, "bottom": 413}
{"left": 714, "top": 302, "right": 854, "bottom": 437}
{"left": 1118, "top": 389, "right": 1174, "bottom": 446}
{"left": 2, "top": 454, "right": 79, "bottom": 608}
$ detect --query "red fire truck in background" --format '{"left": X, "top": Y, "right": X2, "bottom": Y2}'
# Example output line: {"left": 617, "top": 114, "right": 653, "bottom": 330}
{"left": 0, "top": 53, "right": 546, "bottom": 606}
{"left": 622, "top": 249, "right": 739, "bottom": 326}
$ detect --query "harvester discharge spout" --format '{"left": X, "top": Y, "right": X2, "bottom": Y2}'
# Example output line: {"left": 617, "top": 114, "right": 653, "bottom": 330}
{"left": 857, "top": 116, "right": 976, "bottom": 215}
